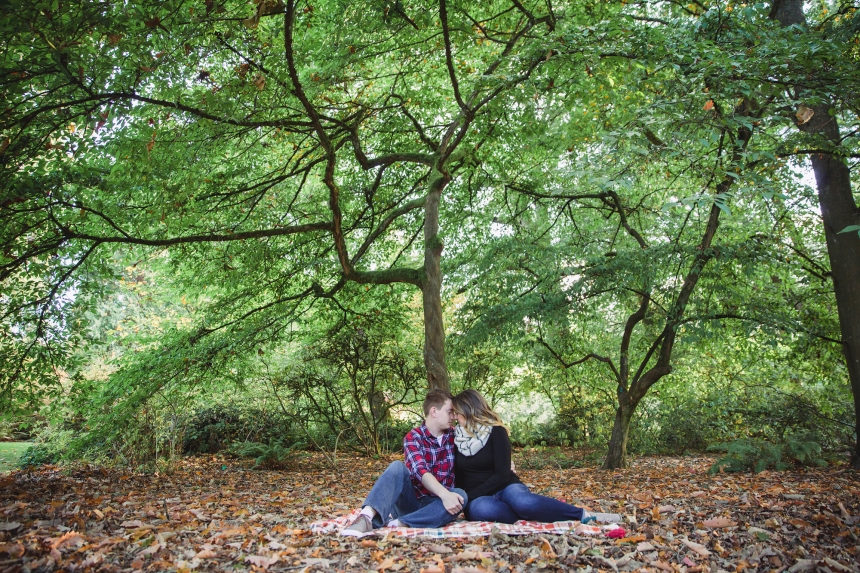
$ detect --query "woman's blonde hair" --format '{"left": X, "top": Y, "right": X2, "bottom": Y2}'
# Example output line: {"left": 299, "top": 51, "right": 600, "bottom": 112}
{"left": 452, "top": 389, "right": 508, "bottom": 436}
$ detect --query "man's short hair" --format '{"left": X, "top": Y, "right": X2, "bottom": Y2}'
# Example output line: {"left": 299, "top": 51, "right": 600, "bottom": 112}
{"left": 423, "top": 389, "right": 454, "bottom": 416}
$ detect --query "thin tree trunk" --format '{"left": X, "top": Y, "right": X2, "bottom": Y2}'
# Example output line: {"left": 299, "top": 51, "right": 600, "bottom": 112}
{"left": 603, "top": 394, "right": 639, "bottom": 469}
{"left": 771, "top": 0, "right": 860, "bottom": 468}
{"left": 602, "top": 105, "right": 754, "bottom": 468}
{"left": 422, "top": 169, "right": 450, "bottom": 391}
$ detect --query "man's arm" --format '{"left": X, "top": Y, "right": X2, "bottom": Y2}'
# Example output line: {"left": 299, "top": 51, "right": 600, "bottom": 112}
{"left": 421, "top": 473, "right": 463, "bottom": 515}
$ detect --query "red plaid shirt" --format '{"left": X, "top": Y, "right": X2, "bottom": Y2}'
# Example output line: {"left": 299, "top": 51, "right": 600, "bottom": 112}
{"left": 403, "top": 424, "right": 455, "bottom": 499}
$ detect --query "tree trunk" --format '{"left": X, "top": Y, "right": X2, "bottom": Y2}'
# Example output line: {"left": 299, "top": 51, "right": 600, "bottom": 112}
{"left": 771, "top": 0, "right": 860, "bottom": 468}
{"left": 805, "top": 123, "right": 860, "bottom": 468}
{"left": 603, "top": 393, "right": 639, "bottom": 469}
{"left": 602, "top": 123, "right": 750, "bottom": 468}
{"left": 422, "top": 169, "right": 450, "bottom": 391}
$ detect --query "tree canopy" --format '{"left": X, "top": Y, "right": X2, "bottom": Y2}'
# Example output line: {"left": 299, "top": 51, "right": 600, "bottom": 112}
{"left": 2, "top": 0, "right": 858, "bottom": 468}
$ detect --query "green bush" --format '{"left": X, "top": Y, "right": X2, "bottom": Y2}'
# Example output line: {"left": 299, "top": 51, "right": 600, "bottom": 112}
{"left": 708, "top": 437, "right": 827, "bottom": 473}
{"left": 182, "top": 405, "right": 296, "bottom": 454}
{"left": 226, "top": 439, "right": 307, "bottom": 470}
{"left": 19, "top": 429, "right": 76, "bottom": 467}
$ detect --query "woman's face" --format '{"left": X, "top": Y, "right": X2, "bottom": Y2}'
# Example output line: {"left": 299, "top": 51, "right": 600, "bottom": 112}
{"left": 455, "top": 411, "right": 466, "bottom": 426}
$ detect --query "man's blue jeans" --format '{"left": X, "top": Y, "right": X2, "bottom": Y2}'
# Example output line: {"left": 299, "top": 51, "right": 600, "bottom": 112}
{"left": 363, "top": 461, "right": 468, "bottom": 528}
{"left": 464, "top": 483, "right": 584, "bottom": 524}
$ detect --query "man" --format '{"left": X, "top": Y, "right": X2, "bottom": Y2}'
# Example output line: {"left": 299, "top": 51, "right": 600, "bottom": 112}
{"left": 341, "top": 390, "right": 468, "bottom": 537}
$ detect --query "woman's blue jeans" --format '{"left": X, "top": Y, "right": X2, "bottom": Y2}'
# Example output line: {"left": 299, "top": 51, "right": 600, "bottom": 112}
{"left": 363, "top": 461, "right": 468, "bottom": 528}
{"left": 464, "top": 483, "right": 584, "bottom": 524}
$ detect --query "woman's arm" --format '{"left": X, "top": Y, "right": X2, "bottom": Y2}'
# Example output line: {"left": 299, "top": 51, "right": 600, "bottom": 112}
{"left": 465, "top": 426, "right": 513, "bottom": 500}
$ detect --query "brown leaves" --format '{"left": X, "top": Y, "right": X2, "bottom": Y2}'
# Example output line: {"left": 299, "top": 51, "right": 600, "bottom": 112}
{"left": 51, "top": 531, "right": 84, "bottom": 551}
{"left": 539, "top": 537, "right": 557, "bottom": 559}
{"left": 681, "top": 537, "right": 711, "bottom": 557}
{"left": 702, "top": 517, "right": 738, "bottom": 528}
{"left": 252, "top": 73, "right": 266, "bottom": 91}
{"left": 0, "top": 453, "right": 858, "bottom": 573}
{"left": 246, "top": 553, "right": 280, "bottom": 569}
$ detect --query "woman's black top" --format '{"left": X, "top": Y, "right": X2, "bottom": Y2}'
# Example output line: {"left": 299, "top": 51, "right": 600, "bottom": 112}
{"left": 454, "top": 425, "right": 522, "bottom": 500}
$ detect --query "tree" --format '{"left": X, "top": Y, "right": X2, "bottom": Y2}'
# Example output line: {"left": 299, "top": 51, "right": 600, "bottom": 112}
{"left": 450, "top": 0, "right": 854, "bottom": 467}
{"left": 1, "top": 0, "right": 571, "bottom": 412}
{"left": 768, "top": 0, "right": 860, "bottom": 468}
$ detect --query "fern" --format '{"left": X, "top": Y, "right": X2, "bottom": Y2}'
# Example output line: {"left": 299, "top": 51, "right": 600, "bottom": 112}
{"left": 709, "top": 437, "right": 827, "bottom": 474}
{"left": 227, "top": 439, "right": 306, "bottom": 470}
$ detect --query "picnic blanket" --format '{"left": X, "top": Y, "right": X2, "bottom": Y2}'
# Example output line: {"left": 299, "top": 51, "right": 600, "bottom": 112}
{"left": 311, "top": 509, "right": 619, "bottom": 538}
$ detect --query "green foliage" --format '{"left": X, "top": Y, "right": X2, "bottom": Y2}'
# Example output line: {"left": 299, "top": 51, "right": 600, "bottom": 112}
{"left": 708, "top": 436, "right": 828, "bottom": 474}
{"left": 1, "top": 0, "right": 856, "bottom": 469}
{"left": 226, "top": 439, "right": 307, "bottom": 470}
{"left": 709, "top": 439, "right": 788, "bottom": 473}
{"left": 182, "top": 405, "right": 295, "bottom": 455}
{"left": 19, "top": 429, "right": 77, "bottom": 467}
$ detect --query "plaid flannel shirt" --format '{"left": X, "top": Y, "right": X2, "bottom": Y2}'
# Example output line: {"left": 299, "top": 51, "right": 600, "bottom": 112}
{"left": 403, "top": 424, "right": 455, "bottom": 499}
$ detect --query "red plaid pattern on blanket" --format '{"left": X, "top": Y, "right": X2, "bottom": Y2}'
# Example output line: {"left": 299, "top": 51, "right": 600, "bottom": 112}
{"left": 311, "top": 509, "right": 613, "bottom": 538}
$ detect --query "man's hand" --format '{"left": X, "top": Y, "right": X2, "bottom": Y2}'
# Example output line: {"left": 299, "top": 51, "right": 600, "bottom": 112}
{"left": 440, "top": 490, "right": 464, "bottom": 515}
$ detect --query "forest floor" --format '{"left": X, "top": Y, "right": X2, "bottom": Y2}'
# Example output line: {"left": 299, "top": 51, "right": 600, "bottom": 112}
{"left": 0, "top": 448, "right": 858, "bottom": 573}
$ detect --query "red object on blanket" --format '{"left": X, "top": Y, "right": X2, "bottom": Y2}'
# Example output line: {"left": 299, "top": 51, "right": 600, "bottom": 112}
{"left": 606, "top": 527, "right": 627, "bottom": 538}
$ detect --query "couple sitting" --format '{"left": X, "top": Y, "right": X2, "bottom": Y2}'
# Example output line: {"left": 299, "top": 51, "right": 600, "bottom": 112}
{"left": 342, "top": 389, "right": 590, "bottom": 537}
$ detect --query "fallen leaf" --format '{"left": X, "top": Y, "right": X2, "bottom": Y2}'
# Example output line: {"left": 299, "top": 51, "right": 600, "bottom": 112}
{"left": 540, "top": 538, "right": 557, "bottom": 559}
{"left": 194, "top": 548, "right": 217, "bottom": 559}
{"left": 703, "top": 517, "right": 737, "bottom": 528}
{"left": 637, "top": 542, "right": 656, "bottom": 552}
{"left": 0, "top": 522, "right": 21, "bottom": 531}
{"left": 428, "top": 544, "right": 453, "bottom": 554}
{"left": 681, "top": 538, "right": 711, "bottom": 557}
{"left": 703, "top": 100, "right": 714, "bottom": 111}
{"left": 51, "top": 531, "right": 84, "bottom": 550}
{"left": 247, "top": 554, "right": 280, "bottom": 569}
{"left": 375, "top": 557, "right": 397, "bottom": 571}
{"left": 121, "top": 520, "right": 145, "bottom": 528}
{"left": 138, "top": 542, "right": 162, "bottom": 555}
{"left": 0, "top": 543, "right": 25, "bottom": 558}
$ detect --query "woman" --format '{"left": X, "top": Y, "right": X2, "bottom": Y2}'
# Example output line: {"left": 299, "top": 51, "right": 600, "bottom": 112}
{"left": 452, "top": 389, "right": 591, "bottom": 524}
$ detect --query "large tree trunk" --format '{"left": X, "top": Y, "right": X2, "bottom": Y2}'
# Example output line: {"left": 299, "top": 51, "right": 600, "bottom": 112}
{"left": 771, "top": 0, "right": 860, "bottom": 468}
{"left": 422, "top": 169, "right": 451, "bottom": 391}
{"left": 804, "top": 116, "right": 860, "bottom": 468}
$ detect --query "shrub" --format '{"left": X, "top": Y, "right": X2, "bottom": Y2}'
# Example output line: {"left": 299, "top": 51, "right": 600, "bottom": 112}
{"left": 708, "top": 436, "right": 827, "bottom": 473}
{"left": 182, "top": 405, "right": 296, "bottom": 454}
{"left": 227, "top": 439, "right": 307, "bottom": 470}
{"left": 19, "top": 429, "right": 76, "bottom": 467}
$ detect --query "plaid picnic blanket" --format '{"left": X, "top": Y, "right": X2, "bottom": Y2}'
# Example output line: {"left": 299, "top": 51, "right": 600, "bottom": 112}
{"left": 311, "top": 509, "right": 614, "bottom": 538}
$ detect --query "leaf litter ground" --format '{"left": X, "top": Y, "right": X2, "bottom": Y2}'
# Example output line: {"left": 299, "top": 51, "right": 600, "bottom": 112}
{"left": 1, "top": 451, "right": 858, "bottom": 573}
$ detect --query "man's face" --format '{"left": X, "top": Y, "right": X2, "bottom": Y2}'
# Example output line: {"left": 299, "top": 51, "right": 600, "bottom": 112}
{"left": 432, "top": 399, "right": 454, "bottom": 430}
